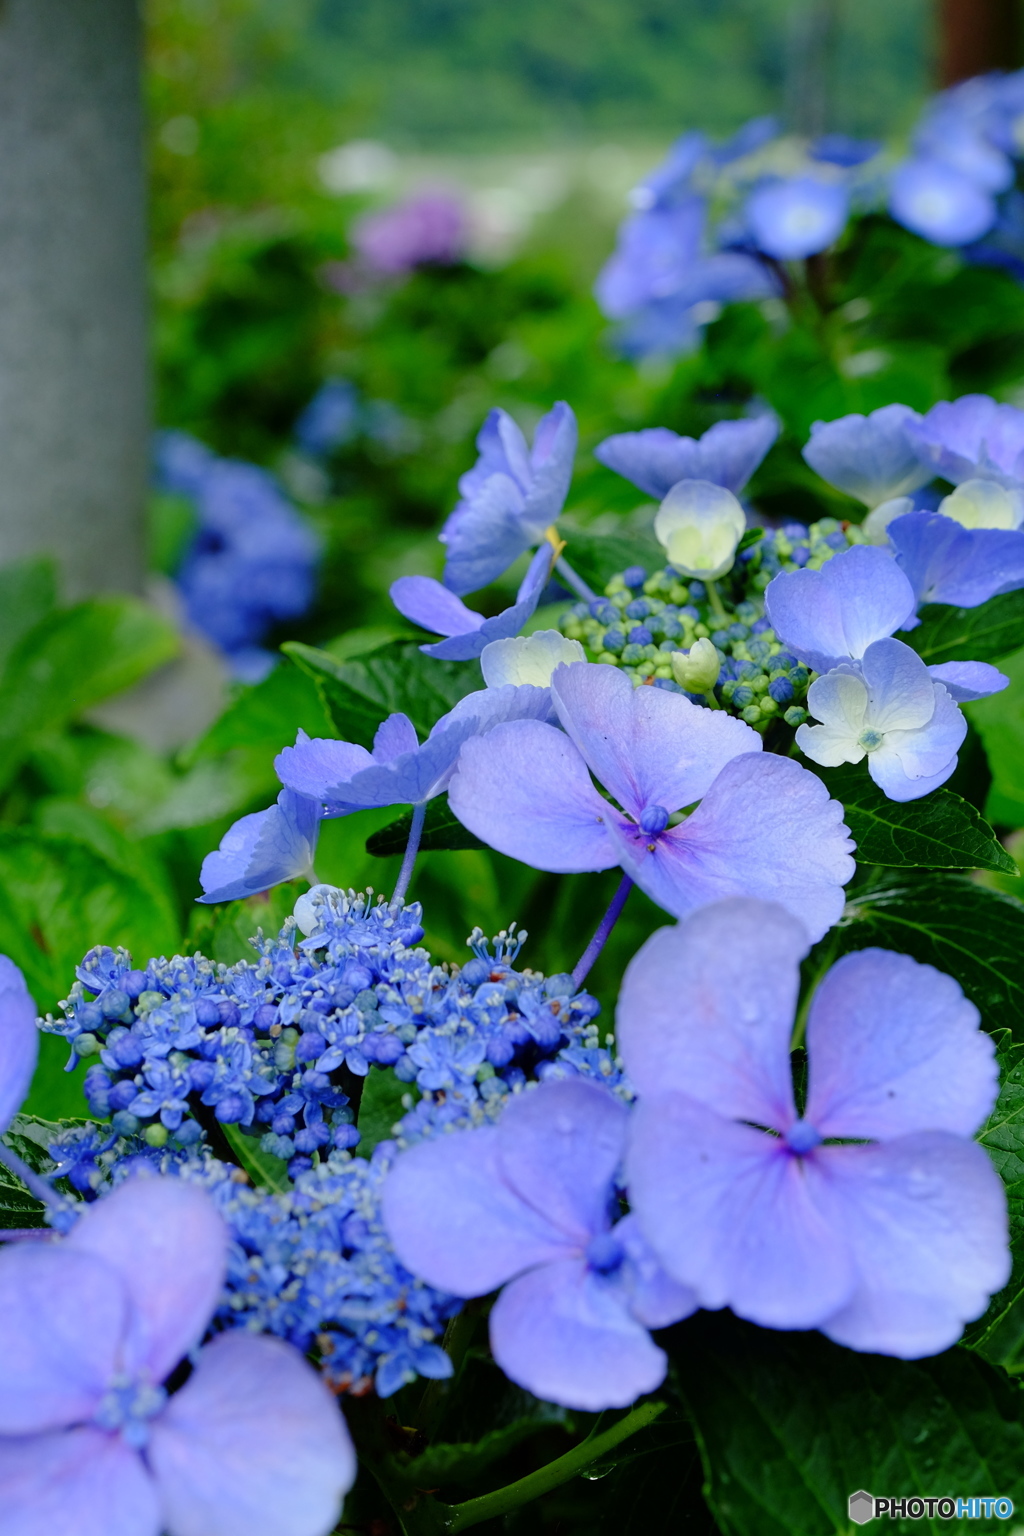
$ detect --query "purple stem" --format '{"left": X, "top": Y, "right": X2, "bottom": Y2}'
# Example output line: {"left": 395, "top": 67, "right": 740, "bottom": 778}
{"left": 571, "top": 874, "right": 634, "bottom": 989}
{"left": 392, "top": 801, "right": 427, "bottom": 905}
{"left": 555, "top": 555, "right": 597, "bottom": 604}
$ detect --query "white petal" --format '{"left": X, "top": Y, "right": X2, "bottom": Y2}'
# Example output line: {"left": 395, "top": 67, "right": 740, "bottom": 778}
{"left": 480, "top": 632, "right": 585, "bottom": 689}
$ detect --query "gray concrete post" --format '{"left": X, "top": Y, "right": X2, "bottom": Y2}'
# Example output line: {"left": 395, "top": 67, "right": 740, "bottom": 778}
{"left": 0, "top": 0, "right": 147, "bottom": 596}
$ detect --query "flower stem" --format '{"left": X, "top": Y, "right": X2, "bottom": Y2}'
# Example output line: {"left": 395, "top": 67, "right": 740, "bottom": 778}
{"left": 555, "top": 554, "right": 597, "bottom": 603}
{"left": 392, "top": 802, "right": 427, "bottom": 906}
{"left": 572, "top": 874, "right": 634, "bottom": 988}
{"left": 441, "top": 1400, "right": 667, "bottom": 1532}
{"left": 0, "top": 1141, "right": 72, "bottom": 1225}
{"left": 705, "top": 579, "right": 729, "bottom": 627}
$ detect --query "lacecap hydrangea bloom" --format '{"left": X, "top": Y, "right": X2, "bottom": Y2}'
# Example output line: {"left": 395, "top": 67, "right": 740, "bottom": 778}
{"left": 621, "top": 899, "right": 1009, "bottom": 1358}
{"left": 0, "top": 1176, "right": 355, "bottom": 1536}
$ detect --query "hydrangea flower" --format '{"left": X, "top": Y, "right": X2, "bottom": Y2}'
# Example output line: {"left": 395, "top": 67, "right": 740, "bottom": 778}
{"left": 294, "top": 379, "right": 360, "bottom": 460}
{"left": 480, "top": 631, "right": 586, "bottom": 688}
{"left": 765, "top": 545, "right": 918, "bottom": 674}
{"left": 795, "top": 639, "right": 969, "bottom": 801}
{"left": 888, "top": 509, "right": 1024, "bottom": 608}
{"left": 198, "top": 789, "right": 322, "bottom": 904}
{"left": 352, "top": 191, "right": 467, "bottom": 275}
{"left": 801, "top": 405, "right": 931, "bottom": 510}
{"left": 907, "top": 394, "right": 1024, "bottom": 485}
{"left": 448, "top": 661, "right": 854, "bottom": 942}
{"left": 889, "top": 158, "right": 998, "bottom": 247}
{"left": 382, "top": 1078, "right": 694, "bottom": 1410}
{"left": 0, "top": 1176, "right": 355, "bottom": 1536}
{"left": 390, "top": 543, "right": 552, "bottom": 659}
{"left": 0, "top": 956, "right": 36, "bottom": 1133}
{"left": 594, "top": 415, "right": 778, "bottom": 500}
{"left": 744, "top": 177, "right": 849, "bottom": 261}
{"left": 622, "top": 899, "right": 1009, "bottom": 1358}
{"left": 275, "top": 687, "right": 554, "bottom": 816}
{"left": 653, "top": 479, "right": 747, "bottom": 579}
{"left": 439, "top": 403, "right": 577, "bottom": 594}
{"left": 936, "top": 478, "right": 1024, "bottom": 529}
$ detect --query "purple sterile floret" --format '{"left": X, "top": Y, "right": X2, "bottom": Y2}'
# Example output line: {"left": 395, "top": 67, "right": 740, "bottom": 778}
{"left": 390, "top": 542, "right": 552, "bottom": 660}
{"left": 801, "top": 405, "right": 930, "bottom": 508}
{"left": 744, "top": 177, "right": 848, "bottom": 261}
{"left": 594, "top": 415, "right": 778, "bottom": 500}
{"left": 620, "top": 898, "right": 1009, "bottom": 1358}
{"left": 888, "top": 510, "right": 1024, "bottom": 608}
{"left": 0, "top": 956, "right": 36, "bottom": 1134}
{"left": 382, "top": 1077, "right": 695, "bottom": 1410}
{"left": 765, "top": 544, "right": 918, "bottom": 673}
{"left": 439, "top": 403, "right": 577, "bottom": 595}
{"left": 907, "top": 393, "right": 1024, "bottom": 485}
{"left": 0, "top": 1176, "right": 356, "bottom": 1535}
{"left": 889, "top": 157, "right": 998, "bottom": 247}
{"left": 198, "top": 788, "right": 322, "bottom": 905}
{"left": 448, "top": 661, "right": 854, "bottom": 942}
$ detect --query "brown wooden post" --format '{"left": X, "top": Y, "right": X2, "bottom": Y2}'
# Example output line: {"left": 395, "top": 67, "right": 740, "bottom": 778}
{"left": 937, "top": 0, "right": 1023, "bottom": 87}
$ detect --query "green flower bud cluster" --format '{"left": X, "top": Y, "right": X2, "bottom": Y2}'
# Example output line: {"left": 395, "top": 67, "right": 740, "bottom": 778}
{"left": 558, "top": 519, "right": 854, "bottom": 734}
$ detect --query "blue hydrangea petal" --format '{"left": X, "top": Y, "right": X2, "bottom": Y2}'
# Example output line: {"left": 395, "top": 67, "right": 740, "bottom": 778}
{"left": 0, "top": 1424, "right": 161, "bottom": 1536}
{"left": 274, "top": 732, "right": 375, "bottom": 804}
{"left": 372, "top": 713, "right": 420, "bottom": 763}
{"left": 66, "top": 1178, "right": 227, "bottom": 1386}
{"left": 889, "top": 157, "right": 997, "bottom": 247}
{"left": 765, "top": 545, "right": 917, "bottom": 672}
{"left": 805, "top": 949, "right": 997, "bottom": 1141}
{"left": 389, "top": 576, "right": 485, "bottom": 639}
{"left": 816, "top": 1134, "right": 1010, "bottom": 1358}
{"left": 551, "top": 660, "right": 761, "bottom": 821}
{"left": 802, "top": 404, "right": 929, "bottom": 507}
{"left": 148, "top": 1332, "right": 356, "bottom": 1535}
{"left": 382, "top": 1126, "right": 575, "bottom": 1296}
{"left": 889, "top": 510, "right": 1024, "bottom": 606}
{"left": 448, "top": 719, "right": 620, "bottom": 872}
{"left": 197, "top": 789, "right": 322, "bottom": 903}
{"left": 420, "top": 543, "right": 552, "bottom": 660}
{"left": 745, "top": 177, "right": 848, "bottom": 260}
{"left": 0, "top": 956, "right": 37, "bottom": 1134}
{"left": 440, "top": 472, "right": 533, "bottom": 596}
{"left": 616, "top": 898, "right": 807, "bottom": 1130}
{"left": 926, "top": 660, "right": 1009, "bottom": 702}
{"left": 595, "top": 415, "right": 777, "bottom": 500}
{"left": 612, "top": 1213, "right": 697, "bottom": 1329}
{"left": 907, "top": 393, "right": 1024, "bottom": 484}
{"left": 489, "top": 1258, "right": 668, "bottom": 1412}
{"left": 626, "top": 1092, "right": 856, "bottom": 1328}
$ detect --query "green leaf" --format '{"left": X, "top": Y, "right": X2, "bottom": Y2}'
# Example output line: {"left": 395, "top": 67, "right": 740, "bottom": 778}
{"left": 221, "top": 1122, "right": 291, "bottom": 1193}
{"left": 969, "top": 647, "right": 1024, "bottom": 830}
{"left": 4, "top": 1113, "right": 95, "bottom": 1174}
{"left": 0, "top": 597, "right": 179, "bottom": 787}
{"left": 673, "top": 1310, "right": 1024, "bottom": 1536}
{"left": 965, "top": 1032, "right": 1024, "bottom": 1371}
{"left": 356, "top": 1067, "right": 412, "bottom": 1159}
{"left": 906, "top": 590, "right": 1024, "bottom": 665}
{"left": 557, "top": 528, "right": 663, "bottom": 594}
{"left": 185, "top": 882, "right": 304, "bottom": 967}
{"left": 0, "top": 556, "right": 57, "bottom": 671}
{"left": 366, "top": 797, "right": 486, "bottom": 857}
{"left": 283, "top": 639, "right": 480, "bottom": 748}
{"left": 0, "top": 1164, "right": 45, "bottom": 1229}
{"left": 401, "top": 1415, "right": 570, "bottom": 1488}
{"left": 824, "top": 872, "right": 1024, "bottom": 1039}
{"left": 817, "top": 764, "right": 1016, "bottom": 872}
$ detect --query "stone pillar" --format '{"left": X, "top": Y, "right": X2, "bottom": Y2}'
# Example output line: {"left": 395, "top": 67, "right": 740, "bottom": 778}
{"left": 0, "top": 0, "right": 147, "bottom": 596}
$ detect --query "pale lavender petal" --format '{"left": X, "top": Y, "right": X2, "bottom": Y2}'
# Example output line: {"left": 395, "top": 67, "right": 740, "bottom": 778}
{"left": 860, "top": 638, "right": 939, "bottom": 732}
{"left": 522, "top": 402, "right": 577, "bottom": 530}
{"left": 497, "top": 1079, "right": 628, "bottom": 1243}
{"left": 867, "top": 746, "right": 960, "bottom": 801}
{"left": 67, "top": 1176, "right": 227, "bottom": 1385}
{"left": 458, "top": 408, "right": 530, "bottom": 500}
{"left": 626, "top": 1093, "right": 855, "bottom": 1328}
{"left": 927, "top": 660, "right": 1009, "bottom": 702}
{"left": 436, "top": 681, "right": 556, "bottom": 737}
{"left": 612, "top": 1212, "right": 698, "bottom": 1329}
{"left": 198, "top": 790, "right": 321, "bottom": 903}
{"left": 382, "top": 1125, "right": 574, "bottom": 1294}
{"left": 802, "top": 405, "right": 928, "bottom": 507}
{"left": 765, "top": 545, "right": 917, "bottom": 671}
{"left": 867, "top": 685, "right": 966, "bottom": 801}
{"left": 908, "top": 394, "right": 1024, "bottom": 484}
{"left": 274, "top": 731, "right": 374, "bottom": 802}
{"left": 551, "top": 660, "right": 760, "bottom": 819}
{"left": 595, "top": 416, "right": 777, "bottom": 499}
{"left": 889, "top": 511, "right": 1024, "bottom": 607}
{"left": 150, "top": 1332, "right": 355, "bottom": 1536}
{"left": 372, "top": 713, "right": 420, "bottom": 762}
{"left": 448, "top": 720, "right": 620, "bottom": 873}
{"left": 336, "top": 718, "right": 478, "bottom": 807}
{"left": 0, "top": 1426, "right": 159, "bottom": 1536}
{"left": 616, "top": 898, "right": 806, "bottom": 1130}
{"left": 440, "top": 473, "right": 531, "bottom": 596}
{"left": 0, "top": 957, "right": 37, "bottom": 1134}
{"left": 816, "top": 1135, "right": 1010, "bottom": 1358}
{"left": 805, "top": 948, "right": 997, "bottom": 1140}
{"left": 489, "top": 1258, "right": 667, "bottom": 1411}
{"left": 389, "top": 576, "right": 484, "bottom": 638}
{"left": 0, "top": 1246, "right": 125, "bottom": 1434}
{"left": 422, "top": 544, "right": 551, "bottom": 659}
{"left": 608, "top": 753, "right": 854, "bottom": 943}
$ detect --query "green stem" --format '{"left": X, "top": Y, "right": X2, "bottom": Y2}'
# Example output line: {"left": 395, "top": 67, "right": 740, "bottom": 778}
{"left": 439, "top": 1399, "right": 667, "bottom": 1532}
{"left": 700, "top": 688, "right": 721, "bottom": 710}
{"left": 413, "top": 1303, "right": 479, "bottom": 1439}
{"left": 705, "top": 579, "right": 729, "bottom": 628}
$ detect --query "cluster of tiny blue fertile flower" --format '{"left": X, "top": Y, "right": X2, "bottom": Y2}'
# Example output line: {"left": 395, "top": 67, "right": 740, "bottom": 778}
{"left": 595, "top": 70, "right": 1024, "bottom": 359}
{"left": 154, "top": 429, "right": 320, "bottom": 682}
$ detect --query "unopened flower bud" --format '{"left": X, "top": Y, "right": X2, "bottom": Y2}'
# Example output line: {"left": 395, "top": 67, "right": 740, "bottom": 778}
{"left": 670, "top": 637, "right": 721, "bottom": 694}
{"left": 938, "top": 478, "right": 1024, "bottom": 531}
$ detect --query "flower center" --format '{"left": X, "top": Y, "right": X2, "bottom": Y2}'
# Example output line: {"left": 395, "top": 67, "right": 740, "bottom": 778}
{"left": 93, "top": 1374, "right": 167, "bottom": 1449}
{"left": 785, "top": 1118, "right": 823, "bottom": 1155}
{"left": 638, "top": 804, "right": 670, "bottom": 836}
{"left": 586, "top": 1231, "right": 625, "bottom": 1275}
{"left": 857, "top": 727, "right": 885, "bottom": 752}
